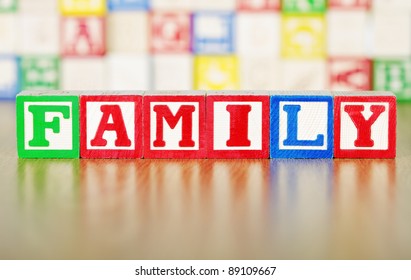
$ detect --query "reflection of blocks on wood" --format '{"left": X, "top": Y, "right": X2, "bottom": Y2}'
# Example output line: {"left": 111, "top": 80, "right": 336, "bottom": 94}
{"left": 0, "top": 14, "right": 16, "bottom": 53}
{"left": 59, "top": 0, "right": 106, "bottom": 16}
{"left": 192, "top": 12, "right": 235, "bottom": 54}
{"left": 240, "top": 56, "right": 281, "bottom": 90}
{"left": 237, "top": 0, "right": 280, "bottom": 11}
{"left": 281, "top": 15, "right": 326, "bottom": 59}
{"left": 373, "top": 59, "right": 411, "bottom": 101}
{"left": 108, "top": 0, "right": 149, "bottom": 11}
{"left": 281, "top": 60, "right": 326, "bottom": 90}
{"left": 327, "top": 11, "right": 369, "bottom": 56}
{"left": 270, "top": 91, "right": 333, "bottom": 159}
{"left": 328, "top": 0, "right": 371, "bottom": 9}
{"left": 61, "top": 17, "right": 106, "bottom": 57}
{"left": 194, "top": 55, "right": 239, "bottom": 90}
{"left": 236, "top": 12, "right": 279, "bottom": 56}
{"left": 20, "top": 56, "right": 60, "bottom": 90}
{"left": 62, "top": 58, "right": 106, "bottom": 90}
{"left": 143, "top": 91, "right": 206, "bottom": 158}
{"left": 16, "top": 91, "right": 79, "bottom": 158}
{"left": 282, "top": 0, "right": 326, "bottom": 13}
{"left": 153, "top": 54, "right": 192, "bottom": 90}
{"left": 206, "top": 92, "right": 270, "bottom": 158}
{"left": 107, "top": 11, "right": 147, "bottom": 53}
{"left": 329, "top": 57, "right": 372, "bottom": 91}
{"left": 0, "top": 55, "right": 19, "bottom": 100}
{"left": 334, "top": 91, "right": 396, "bottom": 158}
{"left": 0, "top": 0, "right": 17, "bottom": 12}
{"left": 80, "top": 92, "right": 143, "bottom": 158}
{"left": 150, "top": 12, "right": 191, "bottom": 53}
{"left": 106, "top": 54, "right": 150, "bottom": 90}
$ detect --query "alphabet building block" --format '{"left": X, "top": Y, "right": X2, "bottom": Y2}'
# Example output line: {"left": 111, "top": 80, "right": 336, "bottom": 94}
{"left": 108, "top": 0, "right": 149, "bottom": 11}
{"left": 16, "top": 91, "right": 79, "bottom": 158}
{"left": 80, "top": 92, "right": 143, "bottom": 158}
{"left": 328, "top": 0, "right": 371, "bottom": 9}
{"left": 282, "top": 0, "right": 326, "bottom": 13}
{"left": 237, "top": 0, "right": 280, "bottom": 11}
{"left": 0, "top": 55, "right": 19, "bottom": 100}
{"left": 0, "top": 0, "right": 17, "bottom": 12}
{"left": 206, "top": 91, "right": 269, "bottom": 158}
{"left": 0, "top": 14, "right": 16, "bottom": 53}
{"left": 143, "top": 91, "right": 206, "bottom": 158}
{"left": 270, "top": 91, "right": 333, "bottom": 158}
{"left": 153, "top": 54, "right": 192, "bottom": 90}
{"left": 334, "top": 91, "right": 396, "bottom": 158}
{"left": 20, "top": 55, "right": 60, "bottom": 90}
{"left": 59, "top": 0, "right": 106, "bottom": 16}
{"left": 62, "top": 58, "right": 106, "bottom": 90}
{"left": 329, "top": 57, "right": 372, "bottom": 91}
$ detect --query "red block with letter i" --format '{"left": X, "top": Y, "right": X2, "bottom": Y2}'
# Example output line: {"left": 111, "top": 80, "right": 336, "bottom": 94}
{"left": 143, "top": 91, "right": 206, "bottom": 158}
{"left": 334, "top": 91, "right": 396, "bottom": 158}
{"left": 206, "top": 91, "right": 270, "bottom": 158}
{"left": 80, "top": 92, "right": 143, "bottom": 158}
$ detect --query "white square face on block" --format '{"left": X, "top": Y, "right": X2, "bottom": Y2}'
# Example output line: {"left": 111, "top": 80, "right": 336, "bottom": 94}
{"left": 0, "top": 58, "right": 17, "bottom": 89}
{"left": 86, "top": 102, "right": 135, "bottom": 150}
{"left": 62, "top": 58, "right": 106, "bottom": 90}
{"left": 153, "top": 55, "right": 192, "bottom": 90}
{"left": 278, "top": 101, "right": 328, "bottom": 150}
{"left": 240, "top": 56, "right": 281, "bottom": 90}
{"left": 340, "top": 102, "right": 389, "bottom": 150}
{"left": 213, "top": 101, "right": 262, "bottom": 150}
{"left": 151, "top": 0, "right": 192, "bottom": 9}
{"left": 150, "top": 102, "right": 200, "bottom": 150}
{"left": 193, "top": 0, "right": 235, "bottom": 10}
{"left": 107, "top": 54, "right": 149, "bottom": 90}
{"left": 196, "top": 15, "right": 228, "bottom": 38}
{"left": 0, "top": 15, "right": 16, "bottom": 53}
{"left": 281, "top": 60, "right": 326, "bottom": 90}
{"left": 24, "top": 102, "right": 73, "bottom": 150}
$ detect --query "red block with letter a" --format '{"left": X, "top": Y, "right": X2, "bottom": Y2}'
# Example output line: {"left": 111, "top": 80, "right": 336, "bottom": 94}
{"left": 237, "top": 0, "right": 280, "bottom": 11}
{"left": 80, "top": 92, "right": 143, "bottom": 158}
{"left": 328, "top": 0, "right": 371, "bottom": 10}
{"left": 334, "top": 91, "right": 396, "bottom": 158}
{"left": 143, "top": 91, "right": 206, "bottom": 158}
{"left": 206, "top": 91, "right": 269, "bottom": 158}
{"left": 329, "top": 57, "right": 372, "bottom": 91}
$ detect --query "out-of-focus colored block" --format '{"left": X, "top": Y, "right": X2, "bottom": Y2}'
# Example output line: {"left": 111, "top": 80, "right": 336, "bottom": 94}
{"left": 151, "top": 0, "right": 192, "bottom": 10}
{"left": 328, "top": 0, "right": 371, "bottom": 9}
{"left": 282, "top": 0, "right": 326, "bottom": 13}
{"left": 150, "top": 12, "right": 191, "bottom": 53}
{"left": 329, "top": 57, "right": 372, "bottom": 91}
{"left": 108, "top": 0, "right": 149, "bottom": 11}
{"left": 372, "top": 11, "right": 411, "bottom": 57}
{"left": 61, "top": 17, "right": 106, "bottom": 57}
{"left": 281, "top": 15, "right": 326, "bottom": 59}
{"left": 153, "top": 54, "right": 192, "bottom": 90}
{"left": 373, "top": 0, "right": 411, "bottom": 10}
{"left": 327, "top": 11, "right": 369, "bottom": 56}
{"left": 194, "top": 55, "right": 239, "bottom": 90}
{"left": 237, "top": 0, "right": 280, "bottom": 11}
{"left": 18, "top": 15, "right": 59, "bottom": 55}
{"left": 240, "top": 56, "right": 281, "bottom": 90}
{"left": 193, "top": 0, "right": 236, "bottom": 10}
{"left": 192, "top": 12, "right": 235, "bottom": 54}
{"left": 20, "top": 56, "right": 60, "bottom": 90}
{"left": 19, "top": 0, "right": 58, "bottom": 14}
{"left": 281, "top": 60, "right": 326, "bottom": 90}
{"left": 236, "top": 12, "right": 279, "bottom": 56}
{"left": 59, "top": 0, "right": 106, "bottom": 16}
{"left": 108, "top": 11, "right": 147, "bottom": 53}
{"left": 62, "top": 58, "right": 106, "bottom": 90}
{"left": 106, "top": 54, "right": 150, "bottom": 90}
{"left": 373, "top": 59, "right": 411, "bottom": 101}
{"left": 0, "top": 55, "right": 19, "bottom": 100}
{"left": 0, "top": 0, "right": 17, "bottom": 12}
{"left": 0, "top": 14, "right": 16, "bottom": 53}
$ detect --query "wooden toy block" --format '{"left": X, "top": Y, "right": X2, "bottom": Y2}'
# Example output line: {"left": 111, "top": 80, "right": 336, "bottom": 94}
{"left": 61, "top": 17, "right": 106, "bottom": 57}
{"left": 237, "top": 0, "right": 280, "bottom": 11}
{"left": 281, "top": 60, "right": 326, "bottom": 90}
{"left": 107, "top": 11, "right": 147, "bottom": 53}
{"left": 329, "top": 57, "right": 372, "bottom": 91}
{"left": 106, "top": 54, "right": 150, "bottom": 90}
{"left": 194, "top": 55, "right": 239, "bottom": 90}
{"left": 143, "top": 91, "right": 206, "bottom": 158}
{"left": 149, "top": 12, "right": 191, "bottom": 53}
{"left": 327, "top": 11, "right": 369, "bottom": 56}
{"left": 0, "top": 14, "right": 16, "bottom": 53}
{"left": 236, "top": 12, "right": 279, "bottom": 56}
{"left": 16, "top": 91, "right": 80, "bottom": 158}
{"left": 80, "top": 92, "right": 143, "bottom": 158}
{"left": 193, "top": 0, "right": 236, "bottom": 11}
{"left": 19, "top": 0, "right": 58, "bottom": 14}
{"left": 18, "top": 15, "right": 59, "bottom": 55}
{"left": 334, "top": 91, "right": 396, "bottom": 158}
{"left": 108, "top": 0, "right": 149, "bottom": 11}
{"left": 328, "top": 0, "right": 371, "bottom": 9}
{"left": 206, "top": 91, "right": 269, "bottom": 158}
{"left": 62, "top": 58, "right": 106, "bottom": 90}
{"left": 151, "top": 0, "right": 192, "bottom": 10}
{"left": 240, "top": 56, "right": 281, "bottom": 90}
{"left": 0, "top": 55, "right": 19, "bottom": 100}
{"left": 270, "top": 91, "right": 333, "bottom": 158}
{"left": 20, "top": 56, "right": 60, "bottom": 90}
{"left": 281, "top": 15, "right": 326, "bottom": 59}
{"left": 282, "top": 0, "right": 326, "bottom": 13}
{"left": 59, "top": 0, "right": 106, "bottom": 16}
{"left": 373, "top": 0, "right": 411, "bottom": 10}
{"left": 0, "top": 0, "right": 17, "bottom": 12}
{"left": 373, "top": 59, "right": 411, "bottom": 101}
{"left": 192, "top": 12, "right": 235, "bottom": 54}
{"left": 153, "top": 54, "right": 192, "bottom": 90}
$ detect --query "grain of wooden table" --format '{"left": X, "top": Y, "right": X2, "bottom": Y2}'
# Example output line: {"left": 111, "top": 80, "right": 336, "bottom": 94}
{"left": 1, "top": 102, "right": 411, "bottom": 259}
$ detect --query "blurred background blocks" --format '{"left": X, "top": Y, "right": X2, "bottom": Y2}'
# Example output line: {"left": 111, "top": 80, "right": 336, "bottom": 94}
{"left": 0, "top": 55, "right": 19, "bottom": 100}
{"left": 0, "top": 0, "right": 17, "bottom": 12}
{"left": 282, "top": 0, "right": 326, "bottom": 13}
{"left": 329, "top": 57, "right": 372, "bottom": 91}
{"left": 20, "top": 56, "right": 60, "bottom": 90}
{"left": 237, "top": 0, "right": 280, "bottom": 11}
{"left": 108, "top": 0, "right": 149, "bottom": 11}
{"left": 59, "top": 0, "right": 107, "bottom": 16}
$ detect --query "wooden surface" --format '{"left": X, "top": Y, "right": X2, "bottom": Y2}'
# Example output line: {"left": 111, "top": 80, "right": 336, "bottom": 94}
{"left": 1, "top": 101, "right": 411, "bottom": 259}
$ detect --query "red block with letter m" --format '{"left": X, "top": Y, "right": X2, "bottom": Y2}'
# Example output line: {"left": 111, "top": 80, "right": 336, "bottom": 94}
{"left": 143, "top": 91, "right": 206, "bottom": 158}
{"left": 334, "top": 91, "right": 396, "bottom": 158}
{"left": 80, "top": 92, "right": 143, "bottom": 158}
